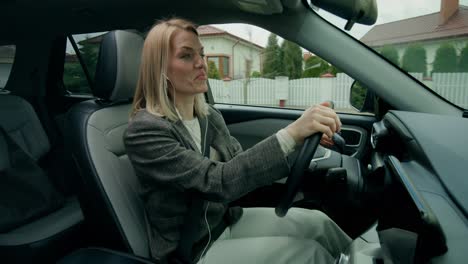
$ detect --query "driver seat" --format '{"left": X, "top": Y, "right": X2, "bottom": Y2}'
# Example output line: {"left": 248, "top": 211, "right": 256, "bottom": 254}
{"left": 65, "top": 30, "right": 151, "bottom": 258}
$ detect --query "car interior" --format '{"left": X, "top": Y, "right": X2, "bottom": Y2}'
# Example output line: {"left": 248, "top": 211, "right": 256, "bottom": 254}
{"left": 1, "top": 0, "right": 467, "bottom": 263}
{"left": 0, "top": 93, "right": 84, "bottom": 262}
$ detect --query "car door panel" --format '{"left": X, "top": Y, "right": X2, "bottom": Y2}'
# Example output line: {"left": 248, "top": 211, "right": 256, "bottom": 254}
{"left": 216, "top": 104, "right": 375, "bottom": 158}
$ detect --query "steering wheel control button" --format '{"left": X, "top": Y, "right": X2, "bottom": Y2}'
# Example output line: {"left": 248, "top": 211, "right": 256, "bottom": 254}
{"left": 326, "top": 168, "right": 348, "bottom": 186}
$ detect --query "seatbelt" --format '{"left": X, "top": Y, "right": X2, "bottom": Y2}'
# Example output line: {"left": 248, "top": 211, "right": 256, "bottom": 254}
{"left": 175, "top": 118, "right": 211, "bottom": 263}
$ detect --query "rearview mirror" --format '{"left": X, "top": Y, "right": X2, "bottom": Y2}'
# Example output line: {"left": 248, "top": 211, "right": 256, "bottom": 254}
{"left": 310, "top": 0, "right": 378, "bottom": 30}
{"left": 350, "top": 81, "right": 374, "bottom": 113}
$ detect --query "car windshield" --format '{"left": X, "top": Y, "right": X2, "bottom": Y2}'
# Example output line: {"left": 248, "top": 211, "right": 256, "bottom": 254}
{"left": 316, "top": 0, "right": 468, "bottom": 110}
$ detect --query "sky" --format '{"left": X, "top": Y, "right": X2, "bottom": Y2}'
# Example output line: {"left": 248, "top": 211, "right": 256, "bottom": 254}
{"left": 212, "top": 0, "right": 468, "bottom": 48}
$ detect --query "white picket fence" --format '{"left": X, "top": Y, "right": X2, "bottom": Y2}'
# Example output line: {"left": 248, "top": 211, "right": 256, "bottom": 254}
{"left": 209, "top": 72, "right": 468, "bottom": 110}
{"left": 431, "top": 73, "right": 468, "bottom": 109}
{"left": 400, "top": 72, "right": 468, "bottom": 108}
{"left": 210, "top": 73, "right": 354, "bottom": 110}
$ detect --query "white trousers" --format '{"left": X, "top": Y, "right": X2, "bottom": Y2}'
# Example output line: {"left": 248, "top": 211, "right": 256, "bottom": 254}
{"left": 198, "top": 208, "right": 351, "bottom": 264}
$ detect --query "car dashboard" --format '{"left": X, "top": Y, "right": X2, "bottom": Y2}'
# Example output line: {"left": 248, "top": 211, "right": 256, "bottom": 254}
{"left": 345, "top": 110, "right": 468, "bottom": 264}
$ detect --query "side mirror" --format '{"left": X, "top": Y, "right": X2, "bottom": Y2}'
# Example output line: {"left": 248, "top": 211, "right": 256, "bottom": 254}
{"left": 350, "top": 81, "right": 375, "bottom": 113}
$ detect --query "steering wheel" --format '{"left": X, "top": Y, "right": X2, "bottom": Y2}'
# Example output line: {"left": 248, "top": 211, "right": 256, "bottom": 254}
{"left": 275, "top": 133, "right": 323, "bottom": 217}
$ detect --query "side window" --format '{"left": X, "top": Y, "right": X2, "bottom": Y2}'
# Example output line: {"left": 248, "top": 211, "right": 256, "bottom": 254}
{"left": 200, "top": 24, "right": 367, "bottom": 114}
{"left": 0, "top": 45, "right": 15, "bottom": 91}
{"left": 63, "top": 33, "right": 104, "bottom": 94}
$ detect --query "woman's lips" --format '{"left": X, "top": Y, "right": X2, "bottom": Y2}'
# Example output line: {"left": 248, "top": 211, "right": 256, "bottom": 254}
{"left": 195, "top": 72, "right": 207, "bottom": 80}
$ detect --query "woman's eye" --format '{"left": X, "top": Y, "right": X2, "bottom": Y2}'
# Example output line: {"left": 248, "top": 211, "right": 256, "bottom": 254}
{"left": 181, "top": 54, "right": 192, "bottom": 59}
{"left": 200, "top": 54, "right": 205, "bottom": 58}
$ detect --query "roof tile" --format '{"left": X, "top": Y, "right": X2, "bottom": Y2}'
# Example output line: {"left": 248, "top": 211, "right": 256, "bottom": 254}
{"left": 197, "top": 25, "right": 226, "bottom": 35}
{"left": 361, "top": 6, "right": 468, "bottom": 47}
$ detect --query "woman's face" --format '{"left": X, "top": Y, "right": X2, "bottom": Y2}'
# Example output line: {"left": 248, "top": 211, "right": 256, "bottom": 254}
{"left": 167, "top": 29, "right": 208, "bottom": 98}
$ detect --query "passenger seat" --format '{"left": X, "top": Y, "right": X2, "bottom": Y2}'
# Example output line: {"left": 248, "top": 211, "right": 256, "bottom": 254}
{"left": 0, "top": 93, "right": 84, "bottom": 263}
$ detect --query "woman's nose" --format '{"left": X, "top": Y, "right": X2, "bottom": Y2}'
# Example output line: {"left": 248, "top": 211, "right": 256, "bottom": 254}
{"left": 194, "top": 54, "right": 205, "bottom": 68}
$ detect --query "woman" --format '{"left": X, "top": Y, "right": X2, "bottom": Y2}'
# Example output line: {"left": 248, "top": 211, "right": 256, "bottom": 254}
{"left": 124, "top": 18, "right": 351, "bottom": 264}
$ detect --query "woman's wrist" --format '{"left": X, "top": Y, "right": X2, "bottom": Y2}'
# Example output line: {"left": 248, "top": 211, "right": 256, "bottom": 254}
{"left": 276, "top": 129, "right": 297, "bottom": 156}
{"left": 285, "top": 123, "right": 302, "bottom": 144}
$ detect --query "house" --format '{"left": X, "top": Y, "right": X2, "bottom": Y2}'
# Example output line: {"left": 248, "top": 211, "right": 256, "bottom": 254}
{"left": 360, "top": 0, "right": 468, "bottom": 74}
{"left": 198, "top": 25, "right": 264, "bottom": 80}
{"left": 303, "top": 52, "right": 314, "bottom": 62}
{"left": 79, "top": 26, "right": 264, "bottom": 80}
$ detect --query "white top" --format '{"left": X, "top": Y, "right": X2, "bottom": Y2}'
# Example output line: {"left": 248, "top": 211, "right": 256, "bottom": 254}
{"left": 182, "top": 117, "right": 221, "bottom": 161}
{"left": 182, "top": 117, "right": 296, "bottom": 161}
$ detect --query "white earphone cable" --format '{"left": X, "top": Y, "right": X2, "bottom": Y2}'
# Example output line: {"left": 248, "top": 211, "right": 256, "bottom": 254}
{"left": 199, "top": 119, "right": 210, "bottom": 263}
{"left": 163, "top": 73, "right": 177, "bottom": 115}
{"left": 172, "top": 76, "right": 212, "bottom": 262}
{"left": 199, "top": 202, "right": 211, "bottom": 263}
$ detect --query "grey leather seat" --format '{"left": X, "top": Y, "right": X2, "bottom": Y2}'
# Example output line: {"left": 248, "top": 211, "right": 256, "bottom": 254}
{"left": 65, "top": 30, "right": 150, "bottom": 258}
{"left": 0, "top": 93, "right": 84, "bottom": 263}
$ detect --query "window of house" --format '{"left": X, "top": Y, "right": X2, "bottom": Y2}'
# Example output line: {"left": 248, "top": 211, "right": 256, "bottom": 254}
{"left": 0, "top": 45, "right": 15, "bottom": 91}
{"left": 202, "top": 24, "right": 363, "bottom": 114}
{"left": 222, "top": 56, "right": 230, "bottom": 77}
{"left": 63, "top": 33, "right": 104, "bottom": 95}
{"left": 208, "top": 56, "right": 220, "bottom": 72}
{"left": 207, "top": 56, "right": 230, "bottom": 79}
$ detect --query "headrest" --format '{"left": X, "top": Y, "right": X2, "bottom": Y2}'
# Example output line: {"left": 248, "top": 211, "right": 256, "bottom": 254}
{"left": 94, "top": 30, "right": 144, "bottom": 101}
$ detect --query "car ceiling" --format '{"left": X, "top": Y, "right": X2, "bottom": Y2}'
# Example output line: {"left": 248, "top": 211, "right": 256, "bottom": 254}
{"left": 0, "top": 0, "right": 283, "bottom": 39}
{"left": 0, "top": 0, "right": 463, "bottom": 116}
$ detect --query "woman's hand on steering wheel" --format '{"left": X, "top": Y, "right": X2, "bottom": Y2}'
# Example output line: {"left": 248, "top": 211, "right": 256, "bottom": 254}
{"left": 285, "top": 104, "right": 342, "bottom": 145}
{"left": 276, "top": 103, "right": 341, "bottom": 217}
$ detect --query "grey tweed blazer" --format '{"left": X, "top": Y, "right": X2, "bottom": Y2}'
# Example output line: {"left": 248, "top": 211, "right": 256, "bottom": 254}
{"left": 124, "top": 106, "right": 290, "bottom": 260}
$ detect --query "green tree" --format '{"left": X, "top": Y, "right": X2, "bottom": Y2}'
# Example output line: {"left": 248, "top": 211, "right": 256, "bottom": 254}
{"left": 63, "top": 35, "right": 100, "bottom": 94}
{"left": 351, "top": 82, "right": 367, "bottom": 110}
{"left": 262, "top": 33, "right": 283, "bottom": 78}
{"left": 432, "top": 44, "right": 457, "bottom": 73}
{"left": 302, "top": 56, "right": 329, "bottom": 77}
{"left": 79, "top": 39, "right": 99, "bottom": 80}
{"left": 329, "top": 65, "right": 342, "bottom": 76}
{"left": 401, "top": 44, "right": 427, "bottom": 76}
{"left": 207, "top": 60, "right": 220, "bottom": 79}
{"left": 459, "top": 44, "right": 468, "bottom": 72}
{"left": 251, "top": 71, "right": 261, "bottom": 77}
{"left": 380, "top": 45, "right": 399, "bottom": 66}
{"left": 63, "top": 62, "right": 89, "bottom": 93}
{"left": 281, "top": 40, "right": 303, "bottom": 79}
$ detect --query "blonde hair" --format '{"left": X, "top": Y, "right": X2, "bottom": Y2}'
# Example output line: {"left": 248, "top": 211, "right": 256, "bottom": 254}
{"left": 131, "top": 18, "right": 208, "bottom": 121}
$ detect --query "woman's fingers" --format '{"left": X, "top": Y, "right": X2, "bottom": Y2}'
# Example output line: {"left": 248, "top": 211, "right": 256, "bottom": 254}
{"left": 320, "top": 105, "right": 341, "bottom": 132}
{"left": 314, "top": 104, "right": 342, "bottom": 132}
{"left": 313, "top": 122, "right": 334, "bottom": 138}
{"left": 306, "top": 106, "right": 339, "bottom": 134}
{"left": 320, "top": 101, "right": 332, "bottom": 108}
{"left": 320, "top": 134, "right": 334, "bottom": 147}
{"left": 287, "top": 103, "right": 342, "bottom": 143}
{"left": 312, "top": 115, "right": 337, "bottom": 136}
